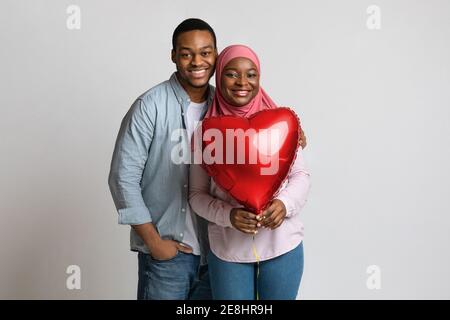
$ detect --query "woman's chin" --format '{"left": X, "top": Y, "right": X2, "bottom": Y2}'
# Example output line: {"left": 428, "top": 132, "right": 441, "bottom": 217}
{"left": 225, "top": 96, "right": 252, "bottom": 107}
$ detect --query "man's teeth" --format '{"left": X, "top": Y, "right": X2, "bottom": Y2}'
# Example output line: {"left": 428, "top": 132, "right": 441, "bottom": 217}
{"left": 191, "top": 69, "right": 207, "bottom": 75}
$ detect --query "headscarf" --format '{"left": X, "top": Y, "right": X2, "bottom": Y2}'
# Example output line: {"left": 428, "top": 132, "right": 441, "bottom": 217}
{"left": 205, "top": 45, "right": 277, "bottom": 118}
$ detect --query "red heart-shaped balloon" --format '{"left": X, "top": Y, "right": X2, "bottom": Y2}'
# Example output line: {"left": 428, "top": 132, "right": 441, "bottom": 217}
{"left": 196, "top": 107, "right": 300, "bottom": 214}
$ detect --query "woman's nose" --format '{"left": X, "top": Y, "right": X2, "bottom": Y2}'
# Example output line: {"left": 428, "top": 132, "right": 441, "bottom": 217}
{"left": 236, "top": 75, "right": 248, "bottom": 86}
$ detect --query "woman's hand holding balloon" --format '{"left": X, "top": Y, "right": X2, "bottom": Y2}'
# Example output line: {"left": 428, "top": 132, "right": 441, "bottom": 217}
{"left": 258, "top": 199, "right": 287, "bottom": 230}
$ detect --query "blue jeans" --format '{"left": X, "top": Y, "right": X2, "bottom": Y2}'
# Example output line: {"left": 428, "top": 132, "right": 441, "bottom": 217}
{"left": 137, "top": 251, "right": 212, "bottom": 300}
{"left": 207, "top": 242, "right": 304, "bottom": 300}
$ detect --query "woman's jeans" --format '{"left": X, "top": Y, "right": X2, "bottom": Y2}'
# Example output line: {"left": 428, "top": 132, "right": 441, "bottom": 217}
{"left": 207, "top": 242, "right": 304, "bottom": 300}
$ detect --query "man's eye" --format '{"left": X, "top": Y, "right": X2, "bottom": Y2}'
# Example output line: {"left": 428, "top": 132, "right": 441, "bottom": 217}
{"left": 201, "top": 51, "right": 211, "bottom": 56}
{"left": 181, "top": 53, "right": 191, "bottom": 58}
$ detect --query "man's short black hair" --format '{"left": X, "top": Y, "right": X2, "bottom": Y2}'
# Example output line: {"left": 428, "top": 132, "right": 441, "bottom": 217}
{"left": 172, "top": 18, "right": 217, "bottom": 51}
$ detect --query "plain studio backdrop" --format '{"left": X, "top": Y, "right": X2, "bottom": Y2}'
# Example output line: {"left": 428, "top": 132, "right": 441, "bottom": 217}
{"left": 1, "top": 0, "right": 449, "bottom": 299}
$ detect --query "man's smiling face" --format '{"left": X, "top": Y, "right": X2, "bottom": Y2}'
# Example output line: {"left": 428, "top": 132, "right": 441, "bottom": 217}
{"left": 172, "top": 30, "right": 217, "bottom": 90}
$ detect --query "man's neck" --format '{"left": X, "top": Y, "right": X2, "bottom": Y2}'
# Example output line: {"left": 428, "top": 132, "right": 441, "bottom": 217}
{"left": 176, "top": 72, "right": 209, "bottom": 103}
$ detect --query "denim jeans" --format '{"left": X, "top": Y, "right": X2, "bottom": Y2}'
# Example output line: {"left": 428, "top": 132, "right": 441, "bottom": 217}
{"left": 207, "top": 242, "right": 304, "bottom": 300}
{"left": 137, "top": 251, "right": 212, "bottom": 300}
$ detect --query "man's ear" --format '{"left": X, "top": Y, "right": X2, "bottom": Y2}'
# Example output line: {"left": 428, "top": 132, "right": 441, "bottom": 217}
{"left": 171, "top": 49, "right": 176, "bottom": 63}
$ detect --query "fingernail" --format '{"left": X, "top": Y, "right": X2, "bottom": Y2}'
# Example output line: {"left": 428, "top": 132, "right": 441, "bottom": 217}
{"left": 257, "top": 223, "right": 261, "bottom": 227}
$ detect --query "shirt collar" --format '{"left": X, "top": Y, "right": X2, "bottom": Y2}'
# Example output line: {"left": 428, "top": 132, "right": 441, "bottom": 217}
{"left": 169, "top": 72, "right": 215, "bottom": 107}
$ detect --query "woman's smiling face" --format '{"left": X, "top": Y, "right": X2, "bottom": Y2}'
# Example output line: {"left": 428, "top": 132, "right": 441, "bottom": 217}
{"left": 220, "top": 57, "right": 260, "bottom": 107}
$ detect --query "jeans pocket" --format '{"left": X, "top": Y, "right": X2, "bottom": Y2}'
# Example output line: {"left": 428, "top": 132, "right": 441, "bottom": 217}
{"left": 150, "top": 250, "right": 180, "bottom": 263}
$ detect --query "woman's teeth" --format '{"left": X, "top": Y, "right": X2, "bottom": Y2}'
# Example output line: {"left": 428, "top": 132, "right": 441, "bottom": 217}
{"left": 233, "top": 90, "right": 250, "bottom": 97}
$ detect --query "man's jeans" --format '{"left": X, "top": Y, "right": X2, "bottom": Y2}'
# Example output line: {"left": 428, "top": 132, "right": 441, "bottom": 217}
{"left": 207, "top": 242, "right": 304, "bottom": 300}
{"left": 137, "top": 251, "right": 212, "bottom": 300}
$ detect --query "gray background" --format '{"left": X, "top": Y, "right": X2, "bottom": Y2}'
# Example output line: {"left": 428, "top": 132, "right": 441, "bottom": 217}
{"left": 1, "top": 0, "right": 449, "bottom": 299}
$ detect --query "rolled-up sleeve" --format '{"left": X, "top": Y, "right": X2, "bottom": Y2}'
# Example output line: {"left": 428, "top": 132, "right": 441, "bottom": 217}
{"left": 108, "top": 98, "right": 155, "bottom": 225}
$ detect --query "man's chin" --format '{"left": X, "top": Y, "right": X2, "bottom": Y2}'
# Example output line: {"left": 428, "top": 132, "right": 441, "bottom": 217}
{"left": 176, "top": 71, "right": 212, "bottom": 90}
{"left": 187, "top": 79, "right": 210, "bottom": 89}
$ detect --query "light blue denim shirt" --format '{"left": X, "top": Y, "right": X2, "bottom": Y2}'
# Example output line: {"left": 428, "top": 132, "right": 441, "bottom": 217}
{"left": 108, "top": 72, "right": 214, "bottom": 259}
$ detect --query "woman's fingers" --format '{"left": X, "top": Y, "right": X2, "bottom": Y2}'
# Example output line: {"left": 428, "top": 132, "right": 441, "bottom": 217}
{"left": 236, "top": 210, "right": 258, "bottom": 225}
{"left": 236, "top": 216, "right": 258, "bottom": 230}
{"left": 265, "top": 210, "right": 281, "bottom": 228}
{"left": 238, "top": 222, "right": 258, "bottom": 231}
{"left": 237, "top": 225, "right": 258, "bottom": 234}
{"left": 242, "top": 211, "right": 257, "bottom": 220}
{"left": 238, "top": 216, "right": 258, "bottom": 225}
{"left": 231, "top": 208, "right": 259, "bottom": 233}
{"left": 260, "top": 200, "right": 287, "bottom": 228}
{"left": 232, "top": 207, "right": 290, "bottom": 233}
{"left": 260, "top": 206, "right": 277, "bottom": 227}
{"left": 232, "top": 209, "right": 257, "bottom": 234}
{"left": 267, "top": 211, "right": 284, "bottom": 229}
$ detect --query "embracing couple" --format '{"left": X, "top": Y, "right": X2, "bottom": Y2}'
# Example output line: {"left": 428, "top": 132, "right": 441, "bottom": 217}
{"left": 108, "top": 18, "right": 311, "bottom": 300}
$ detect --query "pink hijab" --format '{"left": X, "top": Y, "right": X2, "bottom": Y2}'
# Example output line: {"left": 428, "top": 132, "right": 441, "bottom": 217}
{"left": 205, "top": 45, "right": 278, "bottom": 118}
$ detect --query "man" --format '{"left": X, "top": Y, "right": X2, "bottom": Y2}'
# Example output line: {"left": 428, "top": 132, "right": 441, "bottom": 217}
{"left": 109, "top": 18, "right": 217, "bottom": 300}
{"left": 108, "top": 18, "right": 307, "bottom": 300}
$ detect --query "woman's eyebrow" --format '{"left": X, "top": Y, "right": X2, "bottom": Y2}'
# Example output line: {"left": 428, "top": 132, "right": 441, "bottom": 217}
{"left": 224, "top": 67, "right": 258, "bottom": 72}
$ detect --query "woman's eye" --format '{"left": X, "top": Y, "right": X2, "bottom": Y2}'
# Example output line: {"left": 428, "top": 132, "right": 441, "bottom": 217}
{"left": 225, "top": 73, "right": 238, "bottom": 78}
{"left": 247, "top": 73, "right": 257, "bottom": 78}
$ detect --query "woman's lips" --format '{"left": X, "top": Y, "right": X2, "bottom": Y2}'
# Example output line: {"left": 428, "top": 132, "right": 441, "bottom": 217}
{"left": 232, "top": 90, "right": 251, "bottom": 97}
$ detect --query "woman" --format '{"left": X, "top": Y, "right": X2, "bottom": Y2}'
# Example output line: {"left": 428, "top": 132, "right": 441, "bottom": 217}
{"left": 189, "top": 45, "right": 311, "bottom": 300}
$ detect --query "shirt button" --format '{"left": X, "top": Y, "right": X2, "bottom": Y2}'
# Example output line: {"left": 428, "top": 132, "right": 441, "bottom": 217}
{"left": 184, "top": 184, "right": 187, "bottom": 188}
{"left": 181, "top": 208, "right": 186, "bottom": 212}
{"left": 180, "top": 233, "right": 184, "bottom": 237}
{"left": 182, "top": 112, "right": 185, "bottom": 116}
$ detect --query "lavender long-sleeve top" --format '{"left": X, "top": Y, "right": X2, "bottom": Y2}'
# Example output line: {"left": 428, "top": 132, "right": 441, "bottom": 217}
{"left": 189, "top": 148, "right": 311, "bottom": 262}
